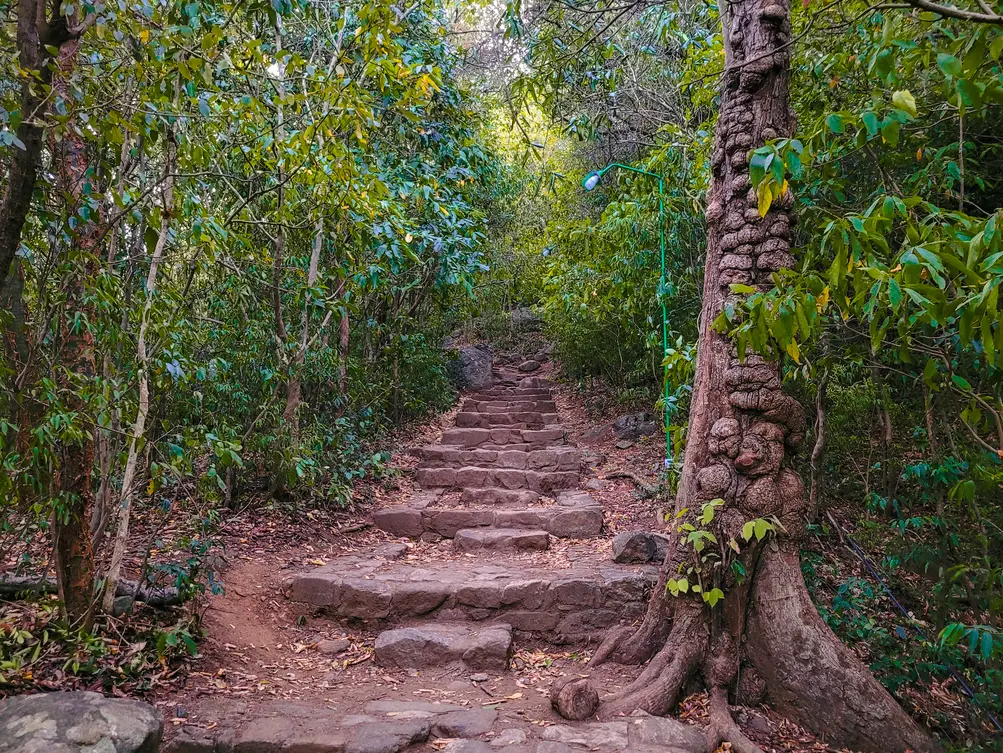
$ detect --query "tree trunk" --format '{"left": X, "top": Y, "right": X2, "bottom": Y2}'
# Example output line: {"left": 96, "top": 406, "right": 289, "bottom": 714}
{"left": 50, "top": 35, "right": 99, "bottom": 629}
{"left": 100, "top": 138, "right": 176, "bottom": 614}
{"left": 0, "top": 0, "right": 74, "bottom": 284}
{"left": 552, "top": 0, "right": 937, "bottom": 750}
{"left": 282, "top": 218, "right": 323, "bottom": 435}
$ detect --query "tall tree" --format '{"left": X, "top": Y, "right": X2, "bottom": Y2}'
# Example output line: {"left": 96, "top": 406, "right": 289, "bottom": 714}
{"left": 551, "top": 0, "right": 937, "bottom": 750}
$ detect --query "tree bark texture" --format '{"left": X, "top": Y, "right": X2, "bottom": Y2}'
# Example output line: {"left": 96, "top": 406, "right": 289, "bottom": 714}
{"left": 0, "top": 0, "right": 73, "bottom": 284}
{"left": 50, "top": 36, "right": 99, "bottom": 628}
{"left": 554, "top": 0, "right": 938, "bottom": 750}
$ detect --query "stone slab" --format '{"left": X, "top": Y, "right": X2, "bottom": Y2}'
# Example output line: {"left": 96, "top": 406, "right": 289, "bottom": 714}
{"left": 453, "top": 528, "right": 549, "bottom": 553}
{"left": 375, "top": 623, "right": 512, "bottom": 670}
{"left": 285, "top": 549, "right": 656, "bottom": 641}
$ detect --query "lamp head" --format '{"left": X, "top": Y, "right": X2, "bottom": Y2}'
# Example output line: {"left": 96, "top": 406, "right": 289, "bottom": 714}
{"left": 582, "top": 171, "right": 601, "bottom": 191}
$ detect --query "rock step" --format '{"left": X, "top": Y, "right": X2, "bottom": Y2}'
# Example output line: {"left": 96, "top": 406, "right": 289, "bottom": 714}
{"left": 454, "top": 411, "right": 559, "bottom": 429}
{"left": 467, "top": 388, "right": 552, "bottom": 400}
{"left": 453, "top": 528, "right": 549, "bottom": 552}
{"left": 285, "top": 546, "right": 655, "bottom": 640}
{"left": 460, "top": 398, "right": 558, "bottom": 411}
{"left": 167, "top": 699, "right": 501, "bottom": 753}
{"left": 374, "top": 491, "right": 602, "bottom": 538}
{"left": 460, "top": 488, "right": 540, "bottom": 506}
{"left": 440, "top": 427, "right": 566, "bottom": 449}
{"left": 375, "top": 622, "right": 512, "bottom": 670}
{"left": 415, "top": 466, "right": 578, "bottom": 492}
{"left": 418, "top": 446, "right": 580, "bottom": 472}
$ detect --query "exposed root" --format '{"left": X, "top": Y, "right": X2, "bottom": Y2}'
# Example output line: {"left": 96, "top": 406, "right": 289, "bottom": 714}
{"left": 705, "top": 687, "right": 764, "bottom": 753}
{"left": 606, "top": 469, "right": 658, "bottom": 497}
{"left": 550, "top": 677, "right": 599, "bottom": 720}
{"left": 590, "top": 548, "right": 675, "bottom": 667}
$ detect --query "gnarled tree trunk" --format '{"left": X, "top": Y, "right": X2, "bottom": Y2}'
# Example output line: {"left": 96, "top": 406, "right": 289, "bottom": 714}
{"left": 552, "top": 0, "right": 937, "bottom": 750}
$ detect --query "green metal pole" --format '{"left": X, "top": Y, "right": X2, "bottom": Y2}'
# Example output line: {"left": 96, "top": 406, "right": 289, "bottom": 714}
{"left": 582, "top": 163, "right": 671, "bottom": 468}
{"left": 659, "top": 178, "right": 671, "bottom": 468}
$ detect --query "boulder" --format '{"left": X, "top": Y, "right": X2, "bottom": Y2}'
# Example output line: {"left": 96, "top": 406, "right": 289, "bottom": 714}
{"left": 611, "top": 531, "right": 670, "bottom": 564}
{"left": 517, "top": 360, "right": 541, "bottom": 373}
{"left": 612, "top": 413, "right": 658, "bottom": 440}
{"left": 0, "top": 691, "right": 163, "bottom": 753}
{"left": 449, "top": 345, "right": 493, "bottom": 391}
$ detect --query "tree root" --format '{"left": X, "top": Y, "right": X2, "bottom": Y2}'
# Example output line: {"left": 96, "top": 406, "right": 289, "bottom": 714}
{"left": 590, "top": 555, "right": 673, "bottom": 667}
{"left": 705, "top": 687, "right": 764, "bottom": 753}
{"left": 555, "top": 604, "right": 707, "bottom": 721}
{"left": 606, "top": 469, "right": 658, "bottom": 497}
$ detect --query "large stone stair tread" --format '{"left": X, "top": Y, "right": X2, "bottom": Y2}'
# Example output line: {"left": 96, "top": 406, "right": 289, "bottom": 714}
{"left": 285, "top": 548, "right": 655, "bottom": 639}
{"left": 461, "top": 399, "right": 558, "bottom": 412}
{"left": 165, "top": 698, "right": 501, "bottom": 753}
{"left": 415, "top": 466, "right": 578, "bottom": 493}
{"left": 460, "top": 488, "right": 540, "bottom": 506}
{"left": 417, "top": 445, "right": 580, "bottom": 471}
{"left": 453, "top": 527, "right": 549, "bottom": 552}
{"left": 374, "top": 491, "right": 602, "bottom": 538}
{"left": 374, "top": 622, "right": 512, "bottom": 670}
{"left": 454, "top": 411, "right": 559, "bottom": 429}
{"left": 440, "top": 427, "right": 567, "bottom": 449}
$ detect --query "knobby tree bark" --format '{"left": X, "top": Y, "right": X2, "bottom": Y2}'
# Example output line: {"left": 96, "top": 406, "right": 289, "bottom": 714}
{"left": 551, "top": 0, "right": 937, "bottom": 750}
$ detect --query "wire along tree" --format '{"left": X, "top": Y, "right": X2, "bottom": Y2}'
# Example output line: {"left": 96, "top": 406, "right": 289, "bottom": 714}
{"left": 550, "top": 0, "right": 937, "bottom": 750}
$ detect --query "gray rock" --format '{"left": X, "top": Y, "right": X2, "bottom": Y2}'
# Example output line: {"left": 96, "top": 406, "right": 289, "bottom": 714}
{"left": 233, "top": 714, "right": 348, "bottom": 751}
{"left": 626, "top": 712, "right": 706, "bottom": 752}
{"left": 612, "top": 413, "right": 658, "bottom": 440}
{"left": 490, "top": 728, "right": 528, "bottom": 747}
{"left": 449, "top": 345, "right": 493, "bottom": 391}
{"left": 432, "top": 709, "right": 498, "bottom": 738}
{"left": 317, "top": 638, "right": 351, "bottom": 655}
{"left": 469, "top": 673, "right": 490, "bottom": 682}
{"left": 345, "top": 719, "right": 430, "bottom": 753}
{"left": 377, "top": 624, "right": 512, "bottom": 670}
{"left": 584, "top": 478, "right": 603, "bottom": 491}
{"left": 443, "top": 742, "right": 494, "bottom": 753}
{"left": 0, "top": 691, "right": 163, "bottom": 753}
{"left": 540, "top": 722, "right": 629, "bottom": 750}
{"left": 517, "top": 360, "right": 541, "bottom": 373}
{"left": 612, "top": 531, "right": 655, "bottom": 563}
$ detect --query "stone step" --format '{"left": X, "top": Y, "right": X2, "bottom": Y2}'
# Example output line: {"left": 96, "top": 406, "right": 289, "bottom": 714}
{"left": 454, "top": 411, "right": 559, "bottom": 429}
{"left": 415, "top": 466, "right": 578, "bottom": 492}
{"left": 453, "top": 528, "right": 549, "bottom": 553}
{"left": 167, "top": 699, "right": 501, "bottom": 753}
{"left": 418, "top": 446, "right": 580, "bottom": 472}
{"left": 440, "top": 427, "right": 566, "bottom": 449}
{"left": 374, "top": 490, "right": 602, "bottom": 538}
{"left": 375, "top": 622, "right": 512, "bottom": 670}
{"left": 460, "top": 488, "right": 540, "bottom": 506}
{"left": 460, "top": 399, "right": 558, "bottom": 413}
{"left": 467, "top": 389, "right": 552, "bottom": 400}
{"left": 285, "top": 546, "right": 655, "bottom": 641}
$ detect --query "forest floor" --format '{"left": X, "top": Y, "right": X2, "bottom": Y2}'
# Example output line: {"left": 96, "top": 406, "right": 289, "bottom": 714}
{"left": 148, "top": 352, "right": 854, "bottom": 753}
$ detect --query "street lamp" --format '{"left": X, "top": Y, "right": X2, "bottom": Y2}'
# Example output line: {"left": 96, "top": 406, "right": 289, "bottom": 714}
{"left": 582, "top": 163, "right": 672, "bottom": 467}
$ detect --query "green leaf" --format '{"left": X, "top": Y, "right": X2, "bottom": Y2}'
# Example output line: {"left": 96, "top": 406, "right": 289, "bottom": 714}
{"left": 937, "top": 53, "right": 961, "bottom": 77}
{"left": 951, "top": 374, "right": 972, "bottom": 391}
{"left": 957, "top": 79, "right": 982, "bottom": 109}
{"left": 742, "top": 520, "right": 755, "bottom": 542}
{"left": 703, "top": 588, "right": 725, "bottom": 608}
{"left": 825, "top": 114, "right": 844, "bottom": 134}
{"left": 754, "top": 519, "right": 771, "bottom": 540}
{"left": 892, "top": 90, "right": 917, "bottom": 117}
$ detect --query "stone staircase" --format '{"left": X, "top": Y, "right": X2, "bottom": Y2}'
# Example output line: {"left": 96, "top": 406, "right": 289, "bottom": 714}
{"left": 285, "top": 358, "right": 658, "bottom": 671}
